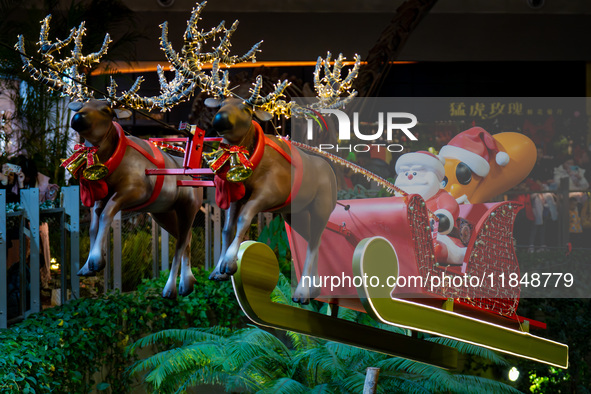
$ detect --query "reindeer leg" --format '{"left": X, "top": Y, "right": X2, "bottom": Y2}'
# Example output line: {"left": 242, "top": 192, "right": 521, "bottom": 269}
{"left": 78, "top": 195, "right": 124, "bottom": 276}
{"left": 177, "top": 201, "right": 199, "bottom": 296}
{"left": 178, "top": 236, "right": 195, "bottom": 297}
{"left": 219, "top": 198, "right": 266, "bottom": 277}
{"left": 291, "top": 219, "right": 323, "bottom": 304}
{"left": 292, "top": 171, "right": 337, "bottom": 304}
{"left": 210, "top": 201, "right": 240, "bottom": 281}
{"left": 88, "top": 201, "right": 105, "bottom": 252}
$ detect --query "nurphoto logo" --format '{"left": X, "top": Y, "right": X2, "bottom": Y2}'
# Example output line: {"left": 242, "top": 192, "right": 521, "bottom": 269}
{"left": 305, "top": 108, "right": 418, "bottom": 153}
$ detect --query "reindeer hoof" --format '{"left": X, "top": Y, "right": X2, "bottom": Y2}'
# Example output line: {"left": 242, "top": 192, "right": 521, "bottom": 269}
{"left": 292, "top": 281, "right": 321, "bottom": 305}
{"left": 162, "top": 288, "right": 178, "bottom": 299}
{"left": 292, "top": 296, "right": 310, "bottom": 305}
{"left": 220, "top": 260, "right": 238, "bottom": 276}
{"left": 77, "top": 267, "right": 96, "bottom": 277}
{"left": 89, "top": 261, "right": 106, "bottom": 272}
{"left": 179, "top": 279, "right": 196, "bottom": 297}
{"left": 209, "top": 270, "right": 230, "bottom": 281}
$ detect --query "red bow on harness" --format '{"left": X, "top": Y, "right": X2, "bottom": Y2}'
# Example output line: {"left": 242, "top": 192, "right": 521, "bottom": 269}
{"left": 208, "top": 144, "right": 254, "bottom": 173}
{"left": 61, "top": 144, "right": 99, "bottom": 178}
{"left": 62, "top": 144, "right": 109, "bottom": 207}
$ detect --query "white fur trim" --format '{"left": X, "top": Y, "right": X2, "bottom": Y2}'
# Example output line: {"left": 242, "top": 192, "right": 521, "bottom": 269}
{"left": 396, "top": 152, "right": 445, "bottom": 179}
{"left": 434, "top": 209, "right": 454, "bottom": 235}
{"left": 439, "top": 145, "right": 490, "bottom": 177}
{"left": 495, "top": 151, "right": 509, "bottom": 166}
{"left": 438, "top": 235, "right": 467, "bottom": 265}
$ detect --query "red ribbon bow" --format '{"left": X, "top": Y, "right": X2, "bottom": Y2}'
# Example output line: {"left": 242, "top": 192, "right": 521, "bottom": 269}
{"left": 208, "top": 144, "right": 253, "bottom": 173}
{"left": 61, "top": 144, "right": 100, "bottom": 178}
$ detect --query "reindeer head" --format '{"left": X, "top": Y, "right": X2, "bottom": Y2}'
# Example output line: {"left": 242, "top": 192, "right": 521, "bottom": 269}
{"left": 204, "top": 82, "right": 275, "bottom": 144}
{"left": 68, "top": 100, "right": 131, "bottom": 144}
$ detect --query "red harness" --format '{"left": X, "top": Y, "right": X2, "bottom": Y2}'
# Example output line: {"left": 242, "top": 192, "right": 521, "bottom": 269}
{"left": 77, "top": 122, "right": 165, "bottom": 209}
{"left": 214, "top": 121, "right": 303, "bottom": 211}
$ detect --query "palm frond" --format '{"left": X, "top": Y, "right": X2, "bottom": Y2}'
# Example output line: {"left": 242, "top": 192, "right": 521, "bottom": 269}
{"left": 285, "top": 330, "right": 323, "bottom": 351}
{"left": 446, "top": 374, "right": 522, "bottom": 394}
{"left": 258, "top": 377, "right": 310, "bottom": 394}
{"left": 308, "top": 383, "right": 333, "bottom": 393}
{"left": 425, "top": 336, "right": 509, "bottom": 366}
{"left": 295, "top": 344, "right": 349, "bottom": 384}
{"left": 130, "top": 342, "right": 225, "bottom": 385}
{"left": 128, "top": 327, "right": 230, "bottom": 354}
{"left": 174, "top": 367, "right": 230, "bottom": 394}
{"left": 378, "top": 377, "right": 432, "bottom": 394}
{"left": 336, "top": 306, "right": 359, "bottom": 322}
{"left": 324, "top": 341, "right": 382, "bottom": 369}
{"left": 374, "top": 357, "right": 454, "bottom": 387}
{"left": 338, "top": 370, "right": 368, "bottom": 393}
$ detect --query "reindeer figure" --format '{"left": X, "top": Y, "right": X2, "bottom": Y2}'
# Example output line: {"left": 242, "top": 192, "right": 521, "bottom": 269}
{"left": 206, "top": 54, "right": 360, "bottom": 304}
{"left": 17, "top": 2, "right": 261, "bottom": 298}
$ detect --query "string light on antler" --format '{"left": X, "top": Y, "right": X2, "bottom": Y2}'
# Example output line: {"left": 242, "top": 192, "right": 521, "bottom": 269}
{"left": 291, "top": 52, "right": 360, "bottom": 118}
{"left": 108, "top": 0, "right": 262, "bottom": 111}
{"left": 16, "top": 2, "right": 263, "bottom": 114}
{"left": 15, "top": 14, "right": 111, "bottom": 101}
{"left": 240, "top": 53, "right": 361, "bottom": 119}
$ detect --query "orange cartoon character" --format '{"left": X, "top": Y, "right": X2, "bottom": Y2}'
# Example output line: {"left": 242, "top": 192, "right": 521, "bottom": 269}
{"left": 439, "top": 127, "right": 536, "bottom": 204}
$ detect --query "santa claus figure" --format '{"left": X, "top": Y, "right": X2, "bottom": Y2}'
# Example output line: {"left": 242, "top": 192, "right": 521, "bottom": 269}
{"left": 394, "top": 151, "right": 466, "bottom": 265}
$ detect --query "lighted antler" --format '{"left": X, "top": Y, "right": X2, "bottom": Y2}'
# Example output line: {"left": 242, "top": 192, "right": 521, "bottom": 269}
{"left": 15, "top": 14, "right": 111, "bottom": 101}
{"left": 109, "top": 1, "right": 262, "bottom": 110}
{"left": 246, "top": 76, "right": 290, "bottom": 107}
{"left": 312, "top": 52, "right": 360, "bottom": 110}
{"left": 245, "top": 52, "right": 360, "bottom": 118}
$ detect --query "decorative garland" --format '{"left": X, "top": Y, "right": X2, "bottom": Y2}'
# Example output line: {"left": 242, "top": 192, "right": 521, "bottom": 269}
{"left": 151, "top": 140, "right": 186, "bottom": 154}
{"left": 290, "top": 141, "right": 406, "bottom": 196}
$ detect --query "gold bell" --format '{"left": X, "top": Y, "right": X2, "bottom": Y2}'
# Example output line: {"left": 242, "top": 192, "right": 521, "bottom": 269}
{"left": 226, "top": 154, "right": 253, "bottom": 182}
{"left": 62, "top": 154, "right": 86, "bottom": 179}
{"left": 82, "top": 153, "right": 109, "bottom": 181}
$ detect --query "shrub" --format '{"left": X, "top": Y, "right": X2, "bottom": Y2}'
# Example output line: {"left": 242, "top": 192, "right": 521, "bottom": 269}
{"left": 0, "top": 268, "right": 245, "bottom": 393}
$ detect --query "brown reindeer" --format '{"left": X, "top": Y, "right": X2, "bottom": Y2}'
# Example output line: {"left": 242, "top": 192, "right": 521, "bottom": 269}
{"left": 17, "top": 3, "right": 261, "bottom": 298}
{"left": 66, "top": 99, "right": 203, "bottom": 298}
{"left": 206, "top": 54, "right": 360, "bottom": 303}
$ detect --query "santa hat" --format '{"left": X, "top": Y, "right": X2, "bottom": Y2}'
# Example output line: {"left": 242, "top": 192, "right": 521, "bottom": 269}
{"left": 395, "top": 151, "right": 446, "bottom": 180}
{"left": 438, "top": 127, "right": 509, "bottom": 177}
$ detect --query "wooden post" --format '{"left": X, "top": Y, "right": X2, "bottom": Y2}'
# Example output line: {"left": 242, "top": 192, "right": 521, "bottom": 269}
{"left": 363, "top": 367, "right": 381, "bottom": 394}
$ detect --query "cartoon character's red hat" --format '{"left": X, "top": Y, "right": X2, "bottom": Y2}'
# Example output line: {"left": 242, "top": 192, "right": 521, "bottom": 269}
{"left": 439, "top": 127, "right": 509, "bottom": 177}
{"left": 395, "top": 150, "right": 446, "bottom": 180}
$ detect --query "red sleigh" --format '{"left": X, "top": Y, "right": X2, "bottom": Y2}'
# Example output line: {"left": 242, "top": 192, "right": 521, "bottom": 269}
{"left": 150, "top": 128, "right": 568, "bottom": 369}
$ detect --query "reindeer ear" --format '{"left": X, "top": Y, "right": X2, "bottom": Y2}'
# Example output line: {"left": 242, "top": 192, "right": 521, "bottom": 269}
{"left": 114, "top": 108, "right": 132, "bottom": 119}
{"left": 204, "top": 98, "right": 222, "bottom": 108}
{"left": 254, "top": 109, "right": 273, "bottom": 122}
{"left": 68, "top": 101, "right": 84, "bottom": 112}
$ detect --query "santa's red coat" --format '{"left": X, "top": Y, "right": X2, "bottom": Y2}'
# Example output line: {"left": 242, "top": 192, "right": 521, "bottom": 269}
{"left": 426, "top": 189, "right": 460, "bottom": 227}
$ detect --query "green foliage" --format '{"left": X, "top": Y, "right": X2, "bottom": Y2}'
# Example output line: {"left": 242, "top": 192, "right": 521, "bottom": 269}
{"left": 0, "top": 268, "right": 245, "bottom": 393}
{"left": 514, "top": 298, "right": 591, "bottom": 393}
{"left": 257, "top": 215, "right": 292, "bottom": 277}
{"left": 121, "top": 229, "right": 154, "bottom": 291}
{"left": 130, "top": 323, "right": 521, "bottom": 394}
{"left": 130, "top": 273, "right": 521, "bottom": 394}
